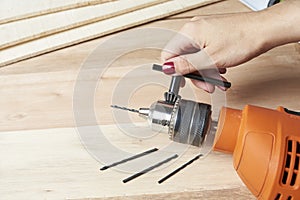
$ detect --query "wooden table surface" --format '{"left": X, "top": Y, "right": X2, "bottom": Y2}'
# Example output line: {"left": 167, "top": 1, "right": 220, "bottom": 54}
{"left": 1, "top": 0, "right": 299, "bottom": 199}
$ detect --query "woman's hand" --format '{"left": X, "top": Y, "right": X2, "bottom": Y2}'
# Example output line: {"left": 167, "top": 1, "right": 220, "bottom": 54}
{"left": 161, "top": 0, "right": 300, "bottom": 92}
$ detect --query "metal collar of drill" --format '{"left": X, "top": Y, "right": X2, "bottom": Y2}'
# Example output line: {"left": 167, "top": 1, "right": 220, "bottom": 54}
{"left": 148, "top": 75, "right": 212, "bottom": 147}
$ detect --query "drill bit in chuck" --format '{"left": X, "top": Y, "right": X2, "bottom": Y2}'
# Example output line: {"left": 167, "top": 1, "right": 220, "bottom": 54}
{"left": 111, "top": 105, "right": 149, "bottom": 117}
{"left": 111, "top": 105, "right": 139, "bottom": 113}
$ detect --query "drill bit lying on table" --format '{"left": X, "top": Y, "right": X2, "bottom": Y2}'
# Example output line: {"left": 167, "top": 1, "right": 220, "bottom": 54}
{"left": 123, "top": 154, "right": 179, "bottom": 183}
{"left": 100, "top": 148, "right": 159, "bottom": 171}
{"left": 158, "top": 154, "right": 203, "bottom": 184}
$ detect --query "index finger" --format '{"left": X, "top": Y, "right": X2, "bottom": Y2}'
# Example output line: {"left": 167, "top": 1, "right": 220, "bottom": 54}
{"left": 161, "top": 31, "right": 201, "bottom": 62}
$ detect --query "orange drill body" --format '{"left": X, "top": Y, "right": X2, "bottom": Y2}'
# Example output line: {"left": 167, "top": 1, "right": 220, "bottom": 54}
{"left": 214, "top": 105, "right": 300, "bottom": 200}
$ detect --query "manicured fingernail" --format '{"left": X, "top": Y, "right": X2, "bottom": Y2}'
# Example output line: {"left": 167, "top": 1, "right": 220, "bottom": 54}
{"left": 162, "top": 62, "right": 175, "bottom": 75}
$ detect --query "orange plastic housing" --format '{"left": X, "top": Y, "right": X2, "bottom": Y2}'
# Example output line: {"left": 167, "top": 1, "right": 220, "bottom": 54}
{"left": 214, "top": 105, "right": 300, "bottom": 200}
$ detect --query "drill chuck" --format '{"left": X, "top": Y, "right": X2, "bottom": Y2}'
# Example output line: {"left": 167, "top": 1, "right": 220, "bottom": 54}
{"left": 111, "top": 69, "right": 215, "bottom": 147}
{"left": 170, "top": 99, "right": 211, "bottom": 147}
{"left": 147, "top": 98, "right": 212, "bottom": 147}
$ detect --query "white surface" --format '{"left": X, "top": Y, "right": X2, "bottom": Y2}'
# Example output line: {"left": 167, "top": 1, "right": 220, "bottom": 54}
{"left": 240, "top": 0, "right": 269, "bottom": 11}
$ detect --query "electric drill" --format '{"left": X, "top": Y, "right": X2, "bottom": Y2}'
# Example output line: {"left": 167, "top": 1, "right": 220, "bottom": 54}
{"left": 111, "top": 64, "right": 300, "bottom": 200}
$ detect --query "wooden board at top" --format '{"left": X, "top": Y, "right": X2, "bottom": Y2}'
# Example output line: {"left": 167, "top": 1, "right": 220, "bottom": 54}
{"left": 0, "top": 0, "right": 114, "bottom": 25}
{"left": 0, "top": 0, "right": 168, "bottom": 50}
{"left": 0, "top": 0, "right": 223, "bottom": 67}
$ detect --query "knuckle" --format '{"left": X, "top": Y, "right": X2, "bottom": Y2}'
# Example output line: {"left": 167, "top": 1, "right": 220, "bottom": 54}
{"left": 190, "top": 16, "right": 199, "bottom": 21}
{"left": 182, "top": 22, "right": 196, "bottom": 32}
{"left": 187, "top": 63, "right": 195, "bottom": 74}
{"left": 174, "top": 57, "right": 187, "bottom": 75}
{"left": 213, "top": 57, "right": 226, "bottom": 68}
{"left": 204, "top": 49, "right": 224, "bottom": 68}
{"left": 190, "top": 16, "right": 204, "bottom": 22}
{"left": 177, "top": 56, "right": 194, "bottom": 74}
{"left": 160, "top": 51, "right": 168, "bottom": 61}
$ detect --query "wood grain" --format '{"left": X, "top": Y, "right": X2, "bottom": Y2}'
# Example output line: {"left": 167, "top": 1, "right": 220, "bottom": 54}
{"left": 0, "top": 41, "right": 299, "bottom": 132}
{"left": 0, "top": 126, "right": 253, "bottom": 199}
{"left": 0, "top": 0, "right": 299, "bottom": 199}
{"left": 0, "top": 0, "right": 115, "bottom": 25}
{"left": 0, "top": 0, "right": 168, "bottom": 50}
{"left": 0, "top": 0, "right": 222, "bottom": 67}
{"left": 73, "top": 187, "right": 254, "bottom": 200}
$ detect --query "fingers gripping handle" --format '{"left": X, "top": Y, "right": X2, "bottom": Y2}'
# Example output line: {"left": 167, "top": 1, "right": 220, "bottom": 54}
{"left": 152, "top": 64, "right": 231, "bottom": 89}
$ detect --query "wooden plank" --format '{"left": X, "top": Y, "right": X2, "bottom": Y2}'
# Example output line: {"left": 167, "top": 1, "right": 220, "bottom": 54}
{"left": 73, "top": 188, "right": 254, "bottom": 200}
{"left": 0, "top": 44, "right": 299, "bottom": 131}
{"left": 0, "top": 0, "right": 168, "bottom": 50}
{"left": 0, "top": 0, "right": 115, "bottom": 25}
{"left": 0, "top": 9, "right": 299, "bottom": 132}
{"left": 0, "top": 0, "right": 244, "bottom": 75}
{"left": 0, "top": 60, "right": 212, "bottom": 131}
{"left": 0, "top": 125, "right": 251, "bottom": 199}
{"left": 167, "top": 0, "right": 250, "bottom": 18}
{"left": 0, "top": 0, "right": 223, "bottom": 67}
{"left": 0, "top": 1, "right": 299, "bottom": 199}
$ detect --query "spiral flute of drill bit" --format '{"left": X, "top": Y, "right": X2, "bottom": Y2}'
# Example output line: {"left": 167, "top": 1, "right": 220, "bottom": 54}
{"left": 111, "top": 105, "right": 139, "bottom": 113}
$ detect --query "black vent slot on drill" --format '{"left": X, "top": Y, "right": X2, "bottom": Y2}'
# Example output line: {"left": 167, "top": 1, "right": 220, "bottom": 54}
{"left": 274, "top": 193, "right": 281, "bottom": 200}
{"left": 274, "top": 193, "right": 293, "bottom": 200}
{"left": 281, "top": 139, "right": 300, "bottom": 188}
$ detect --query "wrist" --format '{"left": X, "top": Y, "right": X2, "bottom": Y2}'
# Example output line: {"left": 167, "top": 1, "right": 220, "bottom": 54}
{"left": 258, "top": 1, "right": 300, "bottom": 50}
